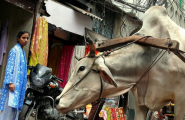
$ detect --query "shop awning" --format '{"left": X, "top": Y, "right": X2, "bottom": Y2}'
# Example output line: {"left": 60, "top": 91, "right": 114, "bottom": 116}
{"left": 5, "top": 0, "right": 36, "bottom": 13}
{"left": 44, "top": 0, "right": 94, "bottom": 36}
{"left": 67, "top": 4, "right": 103, "bottom": 21}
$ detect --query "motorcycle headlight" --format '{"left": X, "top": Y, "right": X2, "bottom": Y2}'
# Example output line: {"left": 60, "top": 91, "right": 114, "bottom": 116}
{"left": 30, "top": 71, "right": 50, "bottom": 88}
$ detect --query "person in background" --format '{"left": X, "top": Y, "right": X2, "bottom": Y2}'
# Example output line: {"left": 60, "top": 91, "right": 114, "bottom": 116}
{"left": 0, "top": 31, "right": 30, "bottom": 120}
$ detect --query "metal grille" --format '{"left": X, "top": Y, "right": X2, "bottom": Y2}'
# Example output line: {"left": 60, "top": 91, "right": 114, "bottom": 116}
{"left": 93, "top": 3, "right": 114, "bottom": 39}
{"left": 5, "top": 0, "right": 36, "bottom": 13}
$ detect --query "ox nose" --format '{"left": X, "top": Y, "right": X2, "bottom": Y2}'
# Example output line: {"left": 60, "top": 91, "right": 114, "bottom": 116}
{"left": 55, "top": 99, "right": 59, "bottom": 105}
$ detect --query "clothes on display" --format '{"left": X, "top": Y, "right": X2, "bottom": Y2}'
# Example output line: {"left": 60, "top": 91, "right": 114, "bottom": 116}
{"left": 57, "top": 45, "right": 75, "bottom": 88}
{"left": 68, "top": 46, "right": 86, "bottom": 78}
{"left": 84, "top": 46, "right": 99, "bottom": 56}
{"left": 85, "top": 104, "right": 92, "bottom": 117}
{"left": 99, "top": 110, "right": 107, "bottom": 120}
{"left": 85, "top": 97, "right": 125, "bottom": 120}
{"left": 48, "top": 45, "right": 62, "bottom": 76}
{"left": 103, "top": 106, "right": 125, "bottom": 120}
{"left": 29, "top": 17, "right": 48, "bottom": 69}
{"left": 102, "top": 97, "right": 125, "bottom": 120}
{"left": 0, "top": 19, "right": 8, "bottom": 65}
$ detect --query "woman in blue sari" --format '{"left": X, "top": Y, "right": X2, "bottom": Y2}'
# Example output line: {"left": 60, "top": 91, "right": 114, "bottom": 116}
{"left": 0, "top": 31, "right": 30, "bottom": 120}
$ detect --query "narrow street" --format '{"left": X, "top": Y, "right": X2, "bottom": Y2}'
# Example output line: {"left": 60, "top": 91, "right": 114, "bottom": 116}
{"left": 0, "top": 0, "right": 185, "bottom": 120}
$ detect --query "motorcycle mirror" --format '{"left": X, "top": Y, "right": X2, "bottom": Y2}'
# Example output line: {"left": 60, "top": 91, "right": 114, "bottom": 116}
{"left": 27, "top": 66, "right": 34, "bottom": 70}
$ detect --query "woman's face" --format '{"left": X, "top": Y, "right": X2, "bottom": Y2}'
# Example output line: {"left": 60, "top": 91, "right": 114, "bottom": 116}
{"left": 18, "top": 33, "right": 29, "bottom": 48}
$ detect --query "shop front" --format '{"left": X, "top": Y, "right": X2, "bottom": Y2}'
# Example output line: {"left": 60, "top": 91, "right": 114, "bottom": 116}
{"left": 25, "top": 1, "right": 128, "bottom": 119}
{"left": 27, "top": 0, "right": 103, "bottom": 88}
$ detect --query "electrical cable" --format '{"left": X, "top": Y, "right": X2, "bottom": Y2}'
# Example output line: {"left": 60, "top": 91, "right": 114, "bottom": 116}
{"left": 90, "top": 0, "right": 185, "bottom": 39}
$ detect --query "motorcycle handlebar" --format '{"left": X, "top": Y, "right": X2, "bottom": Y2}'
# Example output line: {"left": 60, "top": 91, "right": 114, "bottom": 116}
{"left": 27, "top": 65, "right": 63, "bottom": 83}
{"left": 51, "top": 75, "right": 63, "bottom": 82}
{"left": 27, "top": 65, "right": 34, "bottom": 70}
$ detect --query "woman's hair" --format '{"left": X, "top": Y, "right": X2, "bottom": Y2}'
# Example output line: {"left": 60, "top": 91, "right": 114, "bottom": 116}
{"left": 17, "top": 30, "right": 30, "bottom": 38}
{"left": 17, "top": 30, "right": 30, "bottom": 43}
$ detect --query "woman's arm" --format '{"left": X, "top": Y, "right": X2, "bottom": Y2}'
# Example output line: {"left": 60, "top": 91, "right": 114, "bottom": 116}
{"left": 3, "top": 48, "right": 16, "bottom": 91}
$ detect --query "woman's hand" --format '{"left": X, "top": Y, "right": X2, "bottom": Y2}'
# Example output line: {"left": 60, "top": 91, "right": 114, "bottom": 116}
{"left": 9, "top": 83, "right": 15, "bottom": 92}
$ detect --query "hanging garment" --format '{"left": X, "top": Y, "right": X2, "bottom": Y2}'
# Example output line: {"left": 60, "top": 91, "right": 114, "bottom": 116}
{"left": 104, "top": 106, "right": 112, "bottom": 120}
{"left": 48, "top": 46, "right": 62, "bottom": 76}
{"left": 84, "top": 46, "right": 90, "bottom": 56}
{"left": 84, "top": 46, "right": 99, "bottom": 56}
{"left": 0, "top": 19, "right": 8, "bottom": 65}
{"left": 0, "top": 43, "right": 27, "bottom": 112}
{"left": 102, "top": 110, "right": 107, "bottom": 120}
{"left": 29, "top": 17, "right": 48, "bottom": 69}
{"left": 111, "top": 107, "right": 117, "bottom": 120}
{"left": 68, "top": 46, "right": 85, "bottom": 78}
{"left": 57, "top": 45, "right": 74, "bottom": 88}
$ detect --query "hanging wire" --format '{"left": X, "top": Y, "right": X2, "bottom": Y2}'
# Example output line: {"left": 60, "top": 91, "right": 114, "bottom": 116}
{"left": 90, "top": 0, "right": 185, "bottom": 38}
{"left": 92, "top": 0, "right": 185, "bottom": 19}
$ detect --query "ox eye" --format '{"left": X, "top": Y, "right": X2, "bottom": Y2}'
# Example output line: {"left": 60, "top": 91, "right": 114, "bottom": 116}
{"left": 79, "top": 66, "right": 85, "bottom": 71}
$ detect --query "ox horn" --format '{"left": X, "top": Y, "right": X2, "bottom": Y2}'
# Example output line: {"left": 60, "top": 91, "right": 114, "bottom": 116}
{"left": 86, "top": 36, "right": 96, "bottom": 57}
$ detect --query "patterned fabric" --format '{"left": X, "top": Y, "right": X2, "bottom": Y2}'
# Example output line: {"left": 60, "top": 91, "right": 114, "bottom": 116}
{"left": 84, "top": 46, "right": 99, "bottom": 56}
{"left": 29, "top": 17, "right": 48, "bottom": 69}
{"left": 102, "top": 110, "right": 107, "bottom": 120}
{"left": 68, "top": 46, "right": 85, "bottom": 78}
{"left": 0, "top": 43, "right": 27, "bottom": 111}
{"left": 57, "top": 45, "right": 75, "bottom": 88}
{"left": 0, "top": 92, "right": 19, "bottom": 120}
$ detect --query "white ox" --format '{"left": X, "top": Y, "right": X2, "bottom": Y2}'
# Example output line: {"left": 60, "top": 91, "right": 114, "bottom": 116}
{"left": 56, "top": 6, "right": 185, "bottom": 120}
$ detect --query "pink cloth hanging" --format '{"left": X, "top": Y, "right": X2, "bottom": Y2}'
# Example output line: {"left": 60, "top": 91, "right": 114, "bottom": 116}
{"left": 57, "top": 45, "right": 75, "bottom": 88}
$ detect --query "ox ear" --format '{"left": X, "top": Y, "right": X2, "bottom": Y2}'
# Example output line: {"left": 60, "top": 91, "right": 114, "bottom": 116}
{"left": 98, "top": 65, "right": 117, "bottom": 87}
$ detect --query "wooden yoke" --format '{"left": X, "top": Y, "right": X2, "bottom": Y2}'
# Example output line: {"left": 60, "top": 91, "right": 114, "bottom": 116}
{"left": 96, "top": 35, "right": 185, "bottom": 63}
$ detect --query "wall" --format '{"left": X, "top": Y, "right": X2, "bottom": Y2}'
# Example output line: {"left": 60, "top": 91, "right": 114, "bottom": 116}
{"left": 44, "top": 0, "right": 93, "bottom": 37}
{"left": 0, "top": 1, "right": 34, "bottom": 88}
{"left": 88, "top": 1, "right": 142, "bottom": 39}
{"left": 166, "top": 0, "right": 185, "bottom": 29}
{"left": 92, "top": 2, "right": 115, "bottom": 39}
{"left": 112, "top": 12, "right": 142, "bottom": 38}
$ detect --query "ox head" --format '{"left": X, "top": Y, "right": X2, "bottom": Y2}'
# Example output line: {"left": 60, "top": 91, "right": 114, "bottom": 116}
{"left": 56, "top": 37, "right": 117, "bottom": 113}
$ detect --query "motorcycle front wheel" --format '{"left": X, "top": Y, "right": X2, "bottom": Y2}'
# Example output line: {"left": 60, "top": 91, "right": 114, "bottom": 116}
{"left": 19, "top": 104, "right": 34, "bottom": 120}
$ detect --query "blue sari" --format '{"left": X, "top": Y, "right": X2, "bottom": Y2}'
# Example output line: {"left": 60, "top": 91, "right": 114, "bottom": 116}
{"left": 0, "top": 43, "right": 27, "bottom": 117}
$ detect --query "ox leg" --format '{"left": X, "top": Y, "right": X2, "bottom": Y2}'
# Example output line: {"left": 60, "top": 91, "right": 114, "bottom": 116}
{"left": 134, "top": 101, "right": 148, "bottom": 120}
{"left": 131, "top": 89, "right": 147, "bottom": 120}
{"left": 174, "top": 96, "right": 185, "bottom": 120}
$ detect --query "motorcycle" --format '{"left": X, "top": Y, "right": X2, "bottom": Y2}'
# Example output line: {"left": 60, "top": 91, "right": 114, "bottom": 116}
{"left": 19, "top": 63, "right": 84, "bottom": 120}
